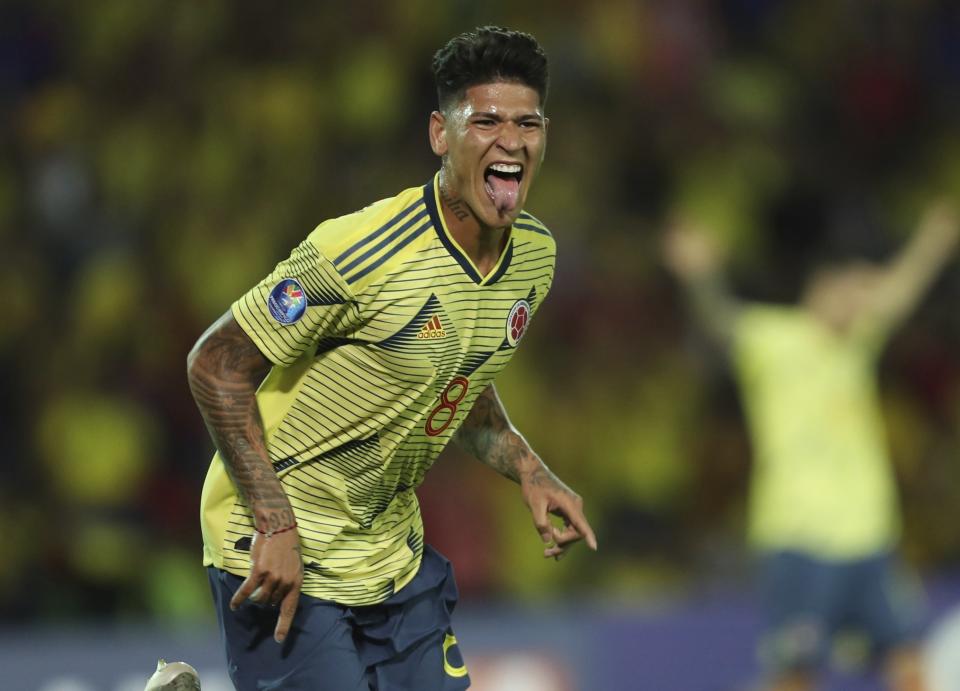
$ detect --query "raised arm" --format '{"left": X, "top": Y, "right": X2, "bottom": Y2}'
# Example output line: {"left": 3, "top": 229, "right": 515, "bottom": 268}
{"left": 186, "top": 310, "right": 302, "bottom": 643}
{"left": 453, "top": 384, "right": 597, "bottom": 558}
{"left": 661, "top": 219, "right": 742, "bottom": 349}
{"left": 866, "top": 199, "right": 959, "bottom": 331}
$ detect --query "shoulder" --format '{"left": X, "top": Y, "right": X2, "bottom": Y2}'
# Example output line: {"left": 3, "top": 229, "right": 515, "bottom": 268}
{"left": 305, "top": 185, "right": 427, "bottom": 267}
{"left": 513, "top": 210, "right": 555, "bottom": 243}
{"left": 512, "top": 210, "right": 557, "bottom": 264}
{"left": 739, "top": 304, "right": 800, "bottom": 328}
{"left": 734, "top": 304, "right": 806, "bottom": 348}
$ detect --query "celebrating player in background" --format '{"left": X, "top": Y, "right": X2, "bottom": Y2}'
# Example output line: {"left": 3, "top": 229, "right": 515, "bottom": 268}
{"left": 663, "top": 199, "right": 959, "bottom": 691}
{"left": 187, "top": 26, "right": 596, "bottom": 691}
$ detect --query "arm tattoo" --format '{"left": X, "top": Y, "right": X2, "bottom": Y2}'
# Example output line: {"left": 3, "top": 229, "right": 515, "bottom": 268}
{"left": 188, "top": 314, "right": 295, "bottom": 529}
{"left": 440, "top": 187, "right": 472, "bottom": 223}
{"left": 454, "top": 385, "right": 539, "bottom": 483}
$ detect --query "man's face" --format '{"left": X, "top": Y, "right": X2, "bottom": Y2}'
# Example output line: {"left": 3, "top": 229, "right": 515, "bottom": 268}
{"left": 430, "top": 81, "right": 547, "bottom": 229}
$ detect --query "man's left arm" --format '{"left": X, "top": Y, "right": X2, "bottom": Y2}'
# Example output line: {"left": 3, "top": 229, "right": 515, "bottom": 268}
{"left": 452, "top": 384, "right": 597, "bottom": 559}
{"left": 867, "top": 199, "right": 959, "bottom": 332}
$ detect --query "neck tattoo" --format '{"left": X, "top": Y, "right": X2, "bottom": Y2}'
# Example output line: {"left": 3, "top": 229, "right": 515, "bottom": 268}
{"left": 440, "top": 187, "right": 471, "bottom": 222}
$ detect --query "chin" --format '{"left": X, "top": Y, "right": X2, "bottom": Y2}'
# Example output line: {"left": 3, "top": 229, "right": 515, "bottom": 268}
{"left": 499, "top": 206, "right": 523, "bottom": 223}
{"left": 481, "top": 197, "right": 525, "bottom": 228}
{"left": 485, "top": 209, "right": 519, "bottom": 229}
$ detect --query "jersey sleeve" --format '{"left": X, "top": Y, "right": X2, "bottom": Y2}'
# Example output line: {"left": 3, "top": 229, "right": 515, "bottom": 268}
{"left": 522, "top": 222, "right": 557, "bottom": 318}
{"left": 530, "top": 263, "right": 555, "bottom": 318}
{"left": 231, "top": 236, "right": 362, "bottom": 367}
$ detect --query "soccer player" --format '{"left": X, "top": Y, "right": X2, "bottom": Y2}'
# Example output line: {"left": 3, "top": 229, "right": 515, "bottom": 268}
{"left": 187, "top": 26, "right": 596, "bottom": 691}
{"left": 663, "top": 199, "right": 958, "bottom": 691}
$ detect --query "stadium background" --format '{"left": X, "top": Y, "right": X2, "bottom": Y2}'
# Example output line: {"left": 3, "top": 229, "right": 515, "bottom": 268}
{"left": 4, "top": 1, "right": 960, "bottom": 689}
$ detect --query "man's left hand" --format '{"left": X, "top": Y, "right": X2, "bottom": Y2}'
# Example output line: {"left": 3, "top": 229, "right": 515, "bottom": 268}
{"left": 520, "top": 465, "right": 597, "bottom": 559}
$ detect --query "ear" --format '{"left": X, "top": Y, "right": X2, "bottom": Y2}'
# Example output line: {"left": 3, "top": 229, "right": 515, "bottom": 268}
{"left": 540, "top": 116, "right": 550, "bottom": 163}
{"left": 429, "top": 111, "right": 447, "bottom": 156}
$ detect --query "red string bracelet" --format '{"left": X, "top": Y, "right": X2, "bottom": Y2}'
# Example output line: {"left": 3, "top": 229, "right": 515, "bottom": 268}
{"left": 256, "top": 522, "right": 298, "bottom": 538}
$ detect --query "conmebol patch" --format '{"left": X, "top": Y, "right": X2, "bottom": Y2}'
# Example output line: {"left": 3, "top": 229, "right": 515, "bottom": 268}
{"left": 268, "top": 278, "right": 307, "bottom": 324}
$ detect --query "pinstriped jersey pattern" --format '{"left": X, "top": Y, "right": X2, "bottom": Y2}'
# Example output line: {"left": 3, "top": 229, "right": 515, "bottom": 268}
{"left": 200, "top": 175, "right": 556, "bottom": 605}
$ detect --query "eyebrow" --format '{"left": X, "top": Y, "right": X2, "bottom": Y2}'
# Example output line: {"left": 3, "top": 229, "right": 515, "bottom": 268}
{"left": 469, "top": 110, "right": 544, "bottom": 122}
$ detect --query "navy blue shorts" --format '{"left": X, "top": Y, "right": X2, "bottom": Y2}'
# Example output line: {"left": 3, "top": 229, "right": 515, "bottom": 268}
{"left": 208, "top": 545, "right": 470, "bottom": 690}
{"left": 757, "top": 549, "right": 926, "bottom": 674}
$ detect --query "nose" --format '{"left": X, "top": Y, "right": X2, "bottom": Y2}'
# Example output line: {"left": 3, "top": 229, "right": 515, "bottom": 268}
{"left": 496, "top": 122, "right": 523, "bottom": 152}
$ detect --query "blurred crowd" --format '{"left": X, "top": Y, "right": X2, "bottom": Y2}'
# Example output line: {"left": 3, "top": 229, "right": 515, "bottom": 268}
{"left": 4, "top": 0, "right": 960, "bottom": 627}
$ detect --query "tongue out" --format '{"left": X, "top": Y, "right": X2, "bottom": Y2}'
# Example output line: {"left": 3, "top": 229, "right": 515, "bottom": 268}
{"left": 485, "top": 174, "right": 520, "bottom": 214}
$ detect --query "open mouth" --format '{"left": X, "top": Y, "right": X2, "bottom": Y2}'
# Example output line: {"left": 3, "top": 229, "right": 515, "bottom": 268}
{"left": 484, "top": 163, "right": 523, "bottom": 214}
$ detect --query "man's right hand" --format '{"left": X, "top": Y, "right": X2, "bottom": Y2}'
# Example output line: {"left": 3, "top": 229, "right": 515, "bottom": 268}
{"left": 661, "top": 219, "right": 723, "bottom": 281}
{"left": 229, "top": 527, "right": 304, "bottom": 643}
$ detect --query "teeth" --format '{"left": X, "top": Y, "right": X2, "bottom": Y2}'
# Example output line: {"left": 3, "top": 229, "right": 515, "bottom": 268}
{"left": 489, "top": 163, "right": 522, "bottom": 174}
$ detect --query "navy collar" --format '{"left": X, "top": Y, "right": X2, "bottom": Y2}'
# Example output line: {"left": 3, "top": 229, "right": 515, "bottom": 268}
{"left": 422, "top": 175, "right": 514, "bottom": 286}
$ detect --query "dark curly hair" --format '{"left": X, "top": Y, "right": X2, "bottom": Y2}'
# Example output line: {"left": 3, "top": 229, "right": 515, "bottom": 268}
{"left": 431, "top": 26, "right": 549, "bottom": 112}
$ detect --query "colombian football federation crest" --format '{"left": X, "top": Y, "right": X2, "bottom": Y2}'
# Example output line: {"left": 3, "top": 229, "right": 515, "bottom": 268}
{"left": 268, "top": 278, "right": 307, "bottom": 324}
{"left": 505, "top": 299, "right": 530, "bottom": 347}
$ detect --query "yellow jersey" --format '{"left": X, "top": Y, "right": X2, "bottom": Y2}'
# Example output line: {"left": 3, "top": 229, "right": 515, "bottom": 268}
{"left": 732, "top": 305, "right": 900, "bottom": 559}
{"left": 200, "top": 174, "right": 556, "bottom": 605}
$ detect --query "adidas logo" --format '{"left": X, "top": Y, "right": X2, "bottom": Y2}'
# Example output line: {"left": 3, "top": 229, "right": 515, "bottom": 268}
{"left": 417, "top": 315, "right": 446, "bottom": 339}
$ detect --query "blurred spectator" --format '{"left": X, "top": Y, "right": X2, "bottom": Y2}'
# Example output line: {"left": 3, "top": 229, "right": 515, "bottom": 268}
{"left": 662, "top": 200, "right": 959, "bottom": 691}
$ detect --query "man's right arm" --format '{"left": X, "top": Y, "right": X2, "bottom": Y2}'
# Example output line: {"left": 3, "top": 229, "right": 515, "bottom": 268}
{"left": 661, "top": 219, "right": 742, "bottom": 348}
{"left": 186, "top": 310, "right": 302, "bottom": 643}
